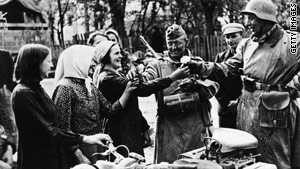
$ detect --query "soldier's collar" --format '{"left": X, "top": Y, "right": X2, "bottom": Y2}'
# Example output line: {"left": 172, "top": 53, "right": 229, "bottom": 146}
{"left": 264, "top": 25, "right": 284, "bottom": 47}
{"left": 165, "top": 57, "right": 181, "bottom": 67}
{"left": 251, "top": 24, "right": 283, "bottom": 47}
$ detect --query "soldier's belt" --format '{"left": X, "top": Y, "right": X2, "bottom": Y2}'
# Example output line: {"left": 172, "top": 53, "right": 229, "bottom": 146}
{"left": 241, "top": 76, "right": 287, "bottom": 92}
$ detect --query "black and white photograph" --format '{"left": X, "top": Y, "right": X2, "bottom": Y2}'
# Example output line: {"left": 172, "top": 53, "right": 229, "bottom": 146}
{"left": 0, "top": 0, "right": 299, "bottom": 168}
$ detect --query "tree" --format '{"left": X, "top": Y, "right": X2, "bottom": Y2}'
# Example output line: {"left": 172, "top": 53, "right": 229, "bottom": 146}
{"left": 105, "top": 0, "right": 245, "bottom": 39}
{"left": 57, "top": 0, "right": 67, "bottom": 48}
{"left": 108, "top": 0, "right": 127, "bottom": 38}
{"left": 94, "top": 0, "right": 108, "bottom": 30}
{"left": 135, "top": 0, "right": 168, "bottom": 34}
{"left": 273, "top": 0, "right": 300, "bottom": 31}
{"left": 223, "top": 0, "right": 247, "bottom": 23}
{"left": 48, "top": 0, "right": 71, "bottom": 48}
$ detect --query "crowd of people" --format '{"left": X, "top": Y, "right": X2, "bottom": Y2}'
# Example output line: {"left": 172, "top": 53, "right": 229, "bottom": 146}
{"left": 0, "top": 0, "right": 299, "bottom": 169}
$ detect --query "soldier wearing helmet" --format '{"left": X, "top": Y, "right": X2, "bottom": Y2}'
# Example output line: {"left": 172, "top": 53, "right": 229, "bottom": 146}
{"left": 184, "top": 0, "right": 300, "bottom": 168}
{"left": 242, "top": 0, "right": 277, "bottom": 23}
{"left": 241, "top": 0, "right": 278, "bottom": 41}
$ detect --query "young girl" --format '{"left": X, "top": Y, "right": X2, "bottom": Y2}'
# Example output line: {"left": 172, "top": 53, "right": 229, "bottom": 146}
{"left": 11, "top": 44, "right": 112, "bottom": 169}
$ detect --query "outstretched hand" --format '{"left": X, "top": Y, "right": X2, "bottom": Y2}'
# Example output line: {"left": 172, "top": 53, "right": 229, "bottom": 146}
{"left": 168, "top": 65, "right": 190, "bottom": 81}
{"left": 125, "top": 79, "right": 139, "bottom": 94}
{"left": 126, "top": 67, "right": 138, "bottom": 80}
{"left": 184, "top": 60, "right": 202, "bottom": 74}
{"left": 83, "top": 133, "right": 112, "bottom": 148}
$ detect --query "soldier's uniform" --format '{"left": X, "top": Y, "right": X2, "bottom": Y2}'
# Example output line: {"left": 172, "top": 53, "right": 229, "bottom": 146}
{"left": 191, "top": 0, "right": 300, "bottom": 168}
{"left": 142, "top": 48, "right": 218, "bottom": 163}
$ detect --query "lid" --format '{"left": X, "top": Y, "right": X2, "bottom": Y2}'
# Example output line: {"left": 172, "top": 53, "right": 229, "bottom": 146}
{"left": 212, "top": 128, "right": 258, "bottom": 153}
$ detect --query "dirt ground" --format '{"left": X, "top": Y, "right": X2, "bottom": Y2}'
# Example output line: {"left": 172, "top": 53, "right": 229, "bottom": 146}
{"left": 138, "top": 95, "right": 219, "bottom": 163}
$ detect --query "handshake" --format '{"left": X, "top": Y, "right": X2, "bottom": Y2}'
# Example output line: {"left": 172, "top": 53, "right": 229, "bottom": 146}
{"left": 180, "top": 56, "right": 203, "bottom": 74}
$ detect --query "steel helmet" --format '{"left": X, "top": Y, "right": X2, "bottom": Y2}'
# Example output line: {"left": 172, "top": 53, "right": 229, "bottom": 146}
{"left": 241, "top": 0, "right": 277, "bottom": 23}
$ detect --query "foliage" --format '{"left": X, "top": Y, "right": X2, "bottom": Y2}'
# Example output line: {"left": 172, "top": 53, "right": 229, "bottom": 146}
{"left": 128, "top": 0, "right": 245, "bottom": 37}
{"left": 222, "top": 0, "right": 247, "bottom": 23}
{"left": 107, "top": 0, "right": 127, "bottom": 38}
{"left": 273, "top": 0, "right": 300, "bottom": 31}
{"left": 46, "top": 0, "right": 299, "bottom": 48}
{"left": 47, "top": 0, "right": 110, "bottom": 48}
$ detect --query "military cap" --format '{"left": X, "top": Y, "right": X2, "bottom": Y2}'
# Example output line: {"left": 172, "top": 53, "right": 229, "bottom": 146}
{"left": 166, "top": 24, "right": 187, "bottom": 40}
{"left": 222, "top": 23, "right": 245, "bottom": 35}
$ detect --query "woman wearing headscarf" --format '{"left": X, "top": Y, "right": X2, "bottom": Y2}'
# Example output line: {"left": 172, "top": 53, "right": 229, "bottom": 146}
{"left": 53, "top": 45, "right": 93, "bottom": 87}
{"left": 11, "top": 44, "right": 112, "bottom": 169}
{"left": 91, "top": 29, "right": 129, "bottom": 84}
{"left": 87, "top": 31, "right": 108, "bottom": 47}
{"left": 105, "top": 29, "right": 123, "bottom": 49}
{"left": 52, "top": 45, "right": 137, "bottom": 167}
{"left": 94, "top": 40, "right": 190, "bottom": 157}
{"left": 105, "top": 28, "right": 132, "bottom": 75}
{"left": 86, "top": 31, "right": 109, "bottom": 78}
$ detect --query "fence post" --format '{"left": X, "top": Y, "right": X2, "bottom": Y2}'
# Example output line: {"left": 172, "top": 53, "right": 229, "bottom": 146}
{"left": 216, "top": 36, "right": 220, "bottom": 57}
{"left": 194, "top": 36, "right": 199, "bottom": 56}
{"left": 210, "top": 35, "right": 213, "bottom": 61}
{"left": 205, "top": 36, "right": 210, "bottom": 61}
{"left": 128, "top": 36, "right": 133, "bottom": 54}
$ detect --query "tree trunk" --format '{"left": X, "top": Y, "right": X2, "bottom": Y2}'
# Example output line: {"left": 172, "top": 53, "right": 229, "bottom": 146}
{"left": 57, "top": 0, "right": 65, "bottom": 48}
{"left": 84, "top": 0, "right": 90, "bottom": 32}
{"left": 109, "top": 0, "right": 127, "bottom": 38}
{"left": 202, "top": 1, "right": 215, "bottom": 36}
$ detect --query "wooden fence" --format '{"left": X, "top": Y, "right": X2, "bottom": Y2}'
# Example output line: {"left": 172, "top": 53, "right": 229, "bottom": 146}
{"left": 189, "top": 35, "right": 227, "bottom": 61}
{"left": 0, "top": 29, "right": 227, "bottom": 64}
{"left": 70, "top": 32, "right": 227, "bottom": 62}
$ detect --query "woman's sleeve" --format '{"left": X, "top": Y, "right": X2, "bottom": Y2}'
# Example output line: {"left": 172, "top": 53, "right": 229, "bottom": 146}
{"left": 15, "top": 90, "right": 83, "bottom": 146}
{"left": 96, "top": 87, "right": 123, "bottom": 118}
{"left": 103, "top": 71, "right": 173, "bottom": 98}
{"left": 135, "top": 77, "right": 173, "bottom": 97}
{"left": 52, "top": 85, "right": 73, "bottom": 132}
{"left": 100, "top": 74, "right": 128, "bottom": 98}
{"left": 141, "top": 60, "right": 161, "bottom": 81}
{"left": 135, "top": 60, "right": 176, "bottom": 96}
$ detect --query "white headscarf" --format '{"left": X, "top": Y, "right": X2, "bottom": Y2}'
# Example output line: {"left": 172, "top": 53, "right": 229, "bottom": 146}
{"left": 93, "top": 40, "right": 116, "bottom": 64}
{"left": 54, "top": 45, "right": 95, "bottom": 95}
{"left": 105, "top": 29, "right": 123, "bottom": 48}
